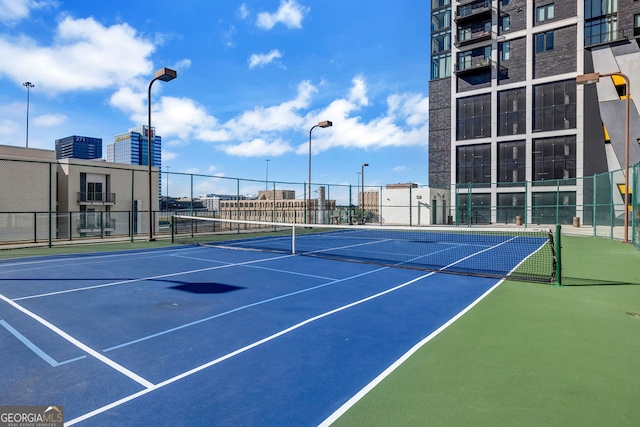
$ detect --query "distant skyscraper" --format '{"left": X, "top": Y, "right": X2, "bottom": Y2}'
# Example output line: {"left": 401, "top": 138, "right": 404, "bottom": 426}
{"left": 106, "top": 125, "right": 161, "bottom": 169}
{"left": 107, "top": 125, "right": 162, "bottom": 199}
{"left": 55, "top": 135, "right": 102, "bottom": 160}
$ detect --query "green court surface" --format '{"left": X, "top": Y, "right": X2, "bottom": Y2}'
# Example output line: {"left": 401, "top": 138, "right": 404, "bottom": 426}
{"left": 333, "top": 235, "right": 640, "bottom": 426}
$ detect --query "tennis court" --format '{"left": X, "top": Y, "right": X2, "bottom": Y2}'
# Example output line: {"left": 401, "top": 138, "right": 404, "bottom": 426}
{"left": 0, "top": 222, "right": 554, "bottom": 426}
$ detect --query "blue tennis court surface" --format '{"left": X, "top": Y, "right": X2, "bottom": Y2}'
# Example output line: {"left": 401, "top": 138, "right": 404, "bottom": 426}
{"left": 1, "top": 244, "right": 510, "bottom": 426}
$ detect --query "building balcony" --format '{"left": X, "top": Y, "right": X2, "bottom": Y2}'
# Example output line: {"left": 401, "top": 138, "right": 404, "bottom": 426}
{"left": 455, "top": 1, "right": 492, "bottom": 24}
{"left": 455, "top": 30, "right": 492, "bottom": 47}
{"left": 77, "top": 192, "right": 116, "bottom": 205}
{"left": 584, "top": 29, "right": 627, "bottom": 47}
{"left": 77, "top": 218, "right": 116, "bottom": 233}
{"left": 454, "top": 57, "right": 493, "bottom": 75}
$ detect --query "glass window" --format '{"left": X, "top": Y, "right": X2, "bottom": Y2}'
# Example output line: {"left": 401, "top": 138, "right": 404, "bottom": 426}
{"left": 536, "top": 30, "right": 554, "bottom": 52}
{"left": 456, "top": 144, "right": 492, "bottom": 187}
{"left": 501, "top": 41, "right": 511, "bottom": 61}
{"left": 431, "top": 32, "right": 451, "bottom": 54}
{"left": 585, "top": 0, "right": 617, "bottom": 20}
{"left": 501, "top": 15, "right": 510, "bottom": 32}
{"left": 431, "top": 53, "right": 451, "bottom": 79}
{"left": 456, "top": 94, "right": 492, "bottom": 140}
{"left": 497, "top": 193, "right": 526, "bottom": 224}
{"left": 431, "top": 9, "right": 451, "bottom": 31}
{"left": 432, "top": 0, "right": 451, "bottom": 8}
{"left": 532, "top": 191, "right": 576, "bottom": 224}
{"left": 533, "top": 80, "right": 576, "bottom": 132}
{"left": 536, "top": 4, "right": 555, "bottom": 22}
{"left": 498, "top": 88, "right": 525, "bottom": 136}
{"left": 498, "top": 141, "right": 526, "bottom": 185}
{"left": 532, "top": 136, "right": 577, "bottom": 184}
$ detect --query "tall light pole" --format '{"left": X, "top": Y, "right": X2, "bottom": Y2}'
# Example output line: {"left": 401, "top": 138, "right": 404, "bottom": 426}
{"left": 361, "top": 163, "right": 369, "bottom": 224}
{"left": 356, "top": 171, "right": 361, "bottom": 224}
{"left": 165, "top": 165, "right": 170, "bottom": 212}
{"left": 23, "top": 82, "right": 34, "bottom": 148}
{"left": 148, "top": 67, "right": 177, "bottom": 241}
{"left": 577, "top": 72, "right": 630, "bottom": 243}
{"left": 265, "top": 159, "right": 270, "bottom": 190}
{"left": 307, "top": 120, "right": 332, "bottom": 224}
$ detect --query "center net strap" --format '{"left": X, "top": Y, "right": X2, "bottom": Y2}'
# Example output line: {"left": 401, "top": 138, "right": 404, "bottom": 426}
{"left": 172, "top": 215, "right": 556, "bottom": 283}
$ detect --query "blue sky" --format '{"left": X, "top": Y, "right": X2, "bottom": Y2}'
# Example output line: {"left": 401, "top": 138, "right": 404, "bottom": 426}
{"left": 0, "top": 0, "right": 430, "bottom": 201}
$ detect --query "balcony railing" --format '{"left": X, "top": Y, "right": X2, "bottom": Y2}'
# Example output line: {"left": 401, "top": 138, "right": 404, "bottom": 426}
{"left": 454, "top": 57, "right": 493, "bottom": 74}
{"left": 455, "top": 1, "right": 492, "bottom": 24}
{"left": 455, "top": 30, "right": 492, "bottom": 47}
{"left": 77, "top": 192, "right": 116, "bottom": 204}
{"left": 584, "top": 29, "right": 627, "bottom": 47}
{"left": 78, "top": 217, "right": 116, "bottom": 232}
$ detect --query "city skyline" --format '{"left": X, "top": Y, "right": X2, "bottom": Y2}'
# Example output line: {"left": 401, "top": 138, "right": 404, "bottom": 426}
{"left": 0, "top": 0, "right": 430, "bottom": 200}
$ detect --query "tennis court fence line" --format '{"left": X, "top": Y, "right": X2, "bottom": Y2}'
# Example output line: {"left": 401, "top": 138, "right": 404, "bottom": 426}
{"left": 0, "top": 157, "right": 638, "bottom": 251}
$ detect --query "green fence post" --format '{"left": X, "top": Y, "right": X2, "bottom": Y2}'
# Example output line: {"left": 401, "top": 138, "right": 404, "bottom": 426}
{"left": 555, "top": 223, "right": 562, "bottom": 286}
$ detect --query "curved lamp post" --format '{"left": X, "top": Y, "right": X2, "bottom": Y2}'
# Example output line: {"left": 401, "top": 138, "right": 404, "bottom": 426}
{"left": 577, "top": 72, "right": 630, "bottom": 243}
{"left": 307, "top": 120, "right": 332, "bottom": 224}
{"left": 148, "top": 67, "right": 177, "bottom": 241}
{"left": 361, "top": 163, "right": 369, "bottom": 224}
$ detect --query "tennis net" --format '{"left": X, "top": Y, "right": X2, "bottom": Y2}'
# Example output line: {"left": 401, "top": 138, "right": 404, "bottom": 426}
{"left": 171, "top": 215, "right": 557, "bottom": 283}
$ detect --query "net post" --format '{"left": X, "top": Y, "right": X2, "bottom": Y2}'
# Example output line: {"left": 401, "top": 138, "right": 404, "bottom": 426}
{"left": 555, "top": 223, "right": 562, "bottom": 286}
{"left": 292, "top": 223, "right": 296, "bottom": 254}
{"left": 171, "top": 215, "right": 175, "bottom": 243}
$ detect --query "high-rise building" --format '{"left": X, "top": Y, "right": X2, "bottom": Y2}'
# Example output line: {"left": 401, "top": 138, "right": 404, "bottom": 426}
{"left": 107, "top": 125, "right": 162, "bottom": 201}
{"left": 55, "top": 135, "right": 102, "bottom": 160}
{"left": 428, "top": 0, "right": 640, "bottom": 225}
{"left": 106, "top": 125, "right": 161, "bottom": 169}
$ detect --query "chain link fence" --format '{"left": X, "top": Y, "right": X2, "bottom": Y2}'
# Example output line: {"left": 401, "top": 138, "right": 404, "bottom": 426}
{"left": 0, "top": 157, "right": 638, "bottom": 249}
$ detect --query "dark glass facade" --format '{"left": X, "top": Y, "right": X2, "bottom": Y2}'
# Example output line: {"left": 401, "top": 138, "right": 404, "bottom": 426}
{"left": 55, "top": 136, "right": 103, "bottom": 160}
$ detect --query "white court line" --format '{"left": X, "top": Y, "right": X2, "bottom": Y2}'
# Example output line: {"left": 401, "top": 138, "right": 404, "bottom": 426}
{"left": 0, "top": 318, "right": 86, "bottom": 367}
{"left": 0, "top": 293, "right": 154, "bottom": 389}
{"left": 65, "top": 269, "right": 439, "bottom": 426}
{"left": 319, "top": 235, "right": 547, "bottom": 426}
{"left": 102, "top": 265, "right": 389, "bottom": 352}
{"left": 318, "top": 278, "right": 505, "bottom": 427}
{"left": 66, "top": 238, "right": 520, "bottom": 425}
{"left": 0, "top": 246, "right": 205, "bottom": 274}
{"left": 13, "top": 253, "right": 294, "bottom": 301}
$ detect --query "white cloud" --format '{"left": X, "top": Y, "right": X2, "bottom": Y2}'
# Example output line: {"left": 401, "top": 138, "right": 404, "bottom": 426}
{"left": 32, "top": 113, "right": 66, "bottom": 127}
{"left": 220, "top": 138, "right": 293, "bottom": 157}
{"left": 220, "top": 24, "right": 236, "bottom": 49}
{"left": 248, "top": 49, "right": 283, "bottom": 69}
{"left": 224, "top": 80, "right": 316, "bottom": 138}
{"left": 162, "top": 150, "right": 178, "bottom": 161}
{"left": 173, "top": 59, "right": 192, "bottom": 72}
{"left": 296, "top": 76, "right": 428, "bottom": 154}
{"left": 238, "top": 4, "right": 250, "bottom": 20}
{"left": 110, "top": 71, "right": 426, "bottom": 160}
{"left": 256, "top": 0, "right": 308, "bottom": 30}
{"left": 0, "top": 0, "right": 58, "bottom": 24}
{"left": 0, "top": 16, "right": 154, "bottom": 94}
{"left": 393, "top": 165, "right": 407, "bottom": 172}
{"left": 348, "top": 75, "right": 369, "bottom": 107}
{"left": 0, "top": 119, "right": 19, "bottom": 136}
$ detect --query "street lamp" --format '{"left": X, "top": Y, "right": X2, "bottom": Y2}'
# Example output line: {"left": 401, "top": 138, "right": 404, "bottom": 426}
{"left": 361, "top": 163, "right": 369, "bottom": 224}
{"left": 147, "top": 67, "right": 177, "bottom": 241}
{"left": 23, "top": 82, "right": 34, "bottom": 148}
{"left": 307, "top": 120, "right": 332, "bottom": 224}
{"left": 577, "top": 72, "right": 630, "bottom": 243}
